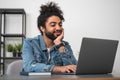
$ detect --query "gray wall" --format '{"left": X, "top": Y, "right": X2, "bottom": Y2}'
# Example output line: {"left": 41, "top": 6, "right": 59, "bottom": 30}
{"left": 0, "top": 0, "right": 120, "bottom": 73}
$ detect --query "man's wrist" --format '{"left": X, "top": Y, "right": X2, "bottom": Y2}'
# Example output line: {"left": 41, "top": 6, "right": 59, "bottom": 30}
{"left": 52, "top": 66, "right": 62, "bottom": 72}
{"left": 56, "top": 42, "right": 65, "bottom": 49}
{"left": 58, "top": 46, "right": 65, "bottom": 53}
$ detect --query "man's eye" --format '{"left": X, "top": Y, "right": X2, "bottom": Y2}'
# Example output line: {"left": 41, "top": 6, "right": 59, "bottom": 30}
{"left": 59, "top": 23, "right": 62, "bottom": 27}
{"left": 51, "top": 24, "right": 55, "bottom": 27}
{"left": 59, "top": 24, "right": 62, "bottom": 26}
{"left": 50, "top": 23, "right": 56, "bottom": 27}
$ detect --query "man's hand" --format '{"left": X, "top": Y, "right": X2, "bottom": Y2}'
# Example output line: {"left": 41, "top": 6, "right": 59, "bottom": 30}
{"left": 52, "top": 65, "right": 77, "bottom": 73}
{"left": 53, "top": 28, "right": 65, "bottom": 52}
{"left": 54, "top": 28, "right": 64, "bottom": 45}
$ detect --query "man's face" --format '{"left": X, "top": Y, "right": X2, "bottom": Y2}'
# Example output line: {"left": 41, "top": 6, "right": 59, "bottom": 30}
{"left": 44, "top": 15, "right": 63, "bottom": 40}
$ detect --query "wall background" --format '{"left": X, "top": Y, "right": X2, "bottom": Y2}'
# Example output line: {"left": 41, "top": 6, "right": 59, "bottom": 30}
{"left": 0, "top": 0, "right": 120, "bottom": 73}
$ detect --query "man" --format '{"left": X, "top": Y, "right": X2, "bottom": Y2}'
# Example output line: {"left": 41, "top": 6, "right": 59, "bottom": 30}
{"left": 22, "top": 2, "right": 77, "bottom": 73}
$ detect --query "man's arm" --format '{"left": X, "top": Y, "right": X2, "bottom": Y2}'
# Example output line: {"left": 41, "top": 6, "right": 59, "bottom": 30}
{"left": 54, "top": 28, "right": 65, "bottom": 52}
{"left": 53, "top": 29, "right": 77, "bottom": 73}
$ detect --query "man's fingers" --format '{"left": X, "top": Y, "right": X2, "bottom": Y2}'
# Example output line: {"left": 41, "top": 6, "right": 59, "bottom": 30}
{"left": 65, "top": 65, "right": 77, "bottom": 72}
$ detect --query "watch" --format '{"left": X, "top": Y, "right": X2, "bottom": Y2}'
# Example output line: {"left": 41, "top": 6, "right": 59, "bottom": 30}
{"left": 56, "top": 42, "right": 65, "bottom": 49}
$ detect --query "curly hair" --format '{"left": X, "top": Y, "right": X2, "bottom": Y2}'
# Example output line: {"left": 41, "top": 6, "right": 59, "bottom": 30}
{"left": 37, "top": 2, "right": 65, "bottom": 35}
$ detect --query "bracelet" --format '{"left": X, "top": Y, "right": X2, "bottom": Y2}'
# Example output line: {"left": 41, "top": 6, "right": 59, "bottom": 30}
{"left": 56, "top": 42, "right": 65, "bottom": 49}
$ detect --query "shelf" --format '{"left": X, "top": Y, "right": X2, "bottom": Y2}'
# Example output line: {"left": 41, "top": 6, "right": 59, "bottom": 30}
{"left": 0, "top": 63, "right": 4, "bottom": 65}
{"left": 0, "top": 8, "right": 25, "bottom": 14}
{"left": 1, "top": 34, "right": 25, "bottom": 37}
{"left": 0, "top": 8, "right": 26, "bottom": 75}
{"left": 1, "top": 42, "right": 4, "bottom": 44}
{"left": 1, "top": 57, "right": 22, "bottom": 59}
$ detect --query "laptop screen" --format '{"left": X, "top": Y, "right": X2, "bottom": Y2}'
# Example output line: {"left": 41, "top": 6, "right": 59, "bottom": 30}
{"left": 76, "top": 37, "right": 119, "bottom": 75}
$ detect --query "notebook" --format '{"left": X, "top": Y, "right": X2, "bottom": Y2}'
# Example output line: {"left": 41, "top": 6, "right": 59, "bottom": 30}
{"left": 20, "top": 71, "right": 51, "bottom": 76}
{"left": 54, "top": 37, "right": 119, "bottom": 75}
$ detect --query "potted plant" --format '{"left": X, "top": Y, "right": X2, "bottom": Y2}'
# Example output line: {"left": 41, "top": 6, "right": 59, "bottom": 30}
{"left": 7, "top": 44, "right": 13, "bottom": 57}
{"left": 16, "top": 43, "right": 22, "bottom": 57}
{"left": 13, "top": 46, "right": 17, "bottom": 57}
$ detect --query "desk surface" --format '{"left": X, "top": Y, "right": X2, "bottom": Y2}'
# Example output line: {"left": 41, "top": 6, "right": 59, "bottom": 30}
{"left": 0, "top": 73, "right": 120, "bottom": 80}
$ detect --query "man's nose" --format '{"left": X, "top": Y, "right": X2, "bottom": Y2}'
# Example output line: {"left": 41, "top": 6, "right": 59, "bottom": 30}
{"left": 56, "top": 24, "right": 61, "bottom": 30}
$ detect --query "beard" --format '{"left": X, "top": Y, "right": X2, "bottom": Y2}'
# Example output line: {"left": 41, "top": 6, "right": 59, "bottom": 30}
{"left": 45, "top": 30, "right": 57, "bottom": 40}
{"left": 45, "top": 29, "right": 62, "bottom": 40}
{"left": 45, "top": 31, "right": 56, "bottom": 40}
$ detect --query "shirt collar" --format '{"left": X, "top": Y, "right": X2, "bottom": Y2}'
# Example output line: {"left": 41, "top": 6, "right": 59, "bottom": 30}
{"left": 39, "top": 35, "right": 47, "bottom": 51}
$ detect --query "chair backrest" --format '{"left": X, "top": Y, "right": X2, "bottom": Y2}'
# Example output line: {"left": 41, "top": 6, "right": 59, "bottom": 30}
{"left": 6, "top": 60, "right": 23, "bottom": 75}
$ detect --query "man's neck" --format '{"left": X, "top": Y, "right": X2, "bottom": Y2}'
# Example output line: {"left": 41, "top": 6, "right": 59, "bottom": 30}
{"left": 43, "top": 35, "right": 54, "bottom": 48}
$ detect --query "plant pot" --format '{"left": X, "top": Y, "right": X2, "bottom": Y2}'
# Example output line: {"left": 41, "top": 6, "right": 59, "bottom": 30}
{"left": 6, "top": 52, "right": 13, "bottom": 57}
{"left": 13, "top": 52, "right": 17, "bottom": 57}
{"left": 18, "top": 52, "right": 22, "bottom": 57}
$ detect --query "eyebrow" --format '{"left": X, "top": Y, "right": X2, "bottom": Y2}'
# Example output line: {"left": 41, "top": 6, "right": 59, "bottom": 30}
{"left": 50, "top": 22, "right": 56, "bottom": 24}
{"left": 49, "top": 21, "right": 62, "bottom": 25}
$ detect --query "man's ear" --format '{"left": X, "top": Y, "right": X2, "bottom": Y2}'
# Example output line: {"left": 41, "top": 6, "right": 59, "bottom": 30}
{"left": 40, "top": 26, "right": 45, "bottom": 32}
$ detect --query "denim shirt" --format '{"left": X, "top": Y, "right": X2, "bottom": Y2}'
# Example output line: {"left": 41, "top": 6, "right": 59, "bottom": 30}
{"left": 22, "top": 35, "right": 77, "bottom": 72}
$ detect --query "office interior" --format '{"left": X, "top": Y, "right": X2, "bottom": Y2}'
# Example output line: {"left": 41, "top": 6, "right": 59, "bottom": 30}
{"left": 0, "top": 0, "right": 120, "bottom": 75}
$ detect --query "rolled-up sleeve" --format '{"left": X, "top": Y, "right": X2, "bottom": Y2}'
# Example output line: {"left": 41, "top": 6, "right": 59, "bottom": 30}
{"left": 22, "top": 39, "right": 54, "bottom": 72}
{"left": 54, "top": 42, "right": 78, "bottom": 66}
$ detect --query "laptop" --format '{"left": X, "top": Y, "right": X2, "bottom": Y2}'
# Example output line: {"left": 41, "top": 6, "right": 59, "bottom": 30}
{"left": 54, "top": 37, "right": 119, "bottom": 75}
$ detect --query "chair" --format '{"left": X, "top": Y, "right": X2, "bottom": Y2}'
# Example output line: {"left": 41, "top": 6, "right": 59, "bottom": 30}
{"left": 6, "top": 60, "right": 23, "bottom": 75}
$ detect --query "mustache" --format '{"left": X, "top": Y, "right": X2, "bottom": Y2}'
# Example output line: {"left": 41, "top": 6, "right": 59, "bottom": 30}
{"left": 54, "top": 30, "right": 62, "bottom": 33}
